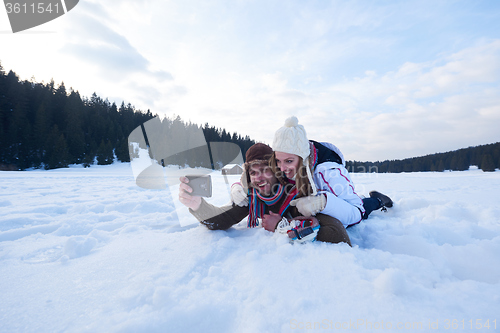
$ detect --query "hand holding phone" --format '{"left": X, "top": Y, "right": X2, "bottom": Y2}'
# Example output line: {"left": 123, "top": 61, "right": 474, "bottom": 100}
{"left": 185, "top": 175, "right": 212, "bottom": 198}
{"left": 179, "top": 176, "right": 204, "bottom": 211}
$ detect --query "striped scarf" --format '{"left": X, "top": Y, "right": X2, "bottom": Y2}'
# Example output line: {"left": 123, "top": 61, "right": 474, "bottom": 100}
{"left": 247, "top": 184, "right": 298, "bottom": 228}
{"left": 310, "top": 143, "right": 319, "bottom": 170}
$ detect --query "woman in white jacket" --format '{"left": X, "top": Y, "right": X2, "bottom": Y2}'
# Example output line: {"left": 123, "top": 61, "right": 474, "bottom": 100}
{"left": 270, "top": 116, "right": 393, "bottom": 229}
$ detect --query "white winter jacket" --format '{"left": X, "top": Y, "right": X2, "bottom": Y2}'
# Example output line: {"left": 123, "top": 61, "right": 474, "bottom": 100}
{"left": 310, "top": 142, "right": 364, "bottom": 228}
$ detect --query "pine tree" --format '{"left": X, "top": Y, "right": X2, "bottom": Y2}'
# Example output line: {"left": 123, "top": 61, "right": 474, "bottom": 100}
{"left": 480, "top": 154, "right": 496, "bottom": 172}
{"left": 437, "top": 160, "right": 445, "bottom": 172}
{"left": 0, "top": 62, "right": 7, "bottom": 163}
{"left": 44, "top": 125, "right": 69, "bottom": 169}
{"left": 96, "top": 140, "right": 114, "bottom": 165}
{"left": 51, "top": 82, "right": 67, "bottom": 131}
{"left": 6, "top": 80, "right": 30, "bottom": 168}
{"left": 64, "top": 91, "right": 85, "bottom": 163}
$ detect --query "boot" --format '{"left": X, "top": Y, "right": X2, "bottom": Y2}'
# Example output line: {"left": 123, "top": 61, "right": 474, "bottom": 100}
{"left": 369, "top": 191, "right": 393, "bottom": 208}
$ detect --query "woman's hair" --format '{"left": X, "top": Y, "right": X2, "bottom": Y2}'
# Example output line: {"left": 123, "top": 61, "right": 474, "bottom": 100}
{"left": 269, "top": 152, "right": 313, "bottom": 198}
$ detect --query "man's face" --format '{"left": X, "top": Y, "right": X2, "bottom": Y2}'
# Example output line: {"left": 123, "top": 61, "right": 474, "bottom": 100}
{"left": 248, "top": 163, "right": 277, "bottom": 196}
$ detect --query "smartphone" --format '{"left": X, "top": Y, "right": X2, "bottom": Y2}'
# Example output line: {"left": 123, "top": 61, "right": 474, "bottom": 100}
{"left": 288, "top": 226, "right": 314, "bottom": 240}
{"left": 185, "top": 175, "right": 212, "bottom": 197}
{"left": 297, "top": 227, "right": 314, "bottom": 239}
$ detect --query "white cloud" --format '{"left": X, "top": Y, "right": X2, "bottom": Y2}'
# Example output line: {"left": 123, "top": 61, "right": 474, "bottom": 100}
{"left": 306, "top": 41, "right": 500, "bottom": 160}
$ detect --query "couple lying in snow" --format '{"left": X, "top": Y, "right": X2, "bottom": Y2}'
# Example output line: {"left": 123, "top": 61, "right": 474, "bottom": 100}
{"left": 178, "top": 116, "right": 393, "bottom": 245}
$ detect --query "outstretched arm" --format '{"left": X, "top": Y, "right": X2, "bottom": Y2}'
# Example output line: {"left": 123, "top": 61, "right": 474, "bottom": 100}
{"left": 179, "top": 177, "right": 249, "bottom": 230}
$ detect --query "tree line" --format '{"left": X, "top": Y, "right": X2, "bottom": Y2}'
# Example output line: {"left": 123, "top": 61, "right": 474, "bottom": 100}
{"left": 0, "top": 63, "right": 255, "bottom": 171}
{"left": 346, "top": 142, "right": 500, "bottom": 173}
{"left": 1, "top": 62, "right": 498, "bottom": 173}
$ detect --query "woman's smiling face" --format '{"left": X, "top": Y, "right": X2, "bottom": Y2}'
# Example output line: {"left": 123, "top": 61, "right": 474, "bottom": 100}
{"left": 274, "top": 151, "right": 300, "bottom": 179}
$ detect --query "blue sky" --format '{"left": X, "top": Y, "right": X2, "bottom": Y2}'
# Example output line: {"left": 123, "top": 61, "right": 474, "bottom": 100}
{"left": 1, "top": 0, "right": 500, "bottom": 161}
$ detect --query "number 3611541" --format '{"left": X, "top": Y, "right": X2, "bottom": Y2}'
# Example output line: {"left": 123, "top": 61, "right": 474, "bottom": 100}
{"left": 5, "top": 2, "right": 61, "bottom": 14}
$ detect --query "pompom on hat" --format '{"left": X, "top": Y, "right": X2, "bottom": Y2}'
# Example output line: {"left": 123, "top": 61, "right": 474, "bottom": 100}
{"left": 272, "top": 116, "right": 310, "bottom": 160}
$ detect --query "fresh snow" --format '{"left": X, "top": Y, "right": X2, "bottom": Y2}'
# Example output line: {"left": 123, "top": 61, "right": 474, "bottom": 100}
{"left": 1, "top": 164, "right": 499, "bottom": 332}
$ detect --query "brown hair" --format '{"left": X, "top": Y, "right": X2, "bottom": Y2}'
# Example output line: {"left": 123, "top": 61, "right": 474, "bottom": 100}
{"left": 269, "top": 152, "right": 313, "bottom": 198}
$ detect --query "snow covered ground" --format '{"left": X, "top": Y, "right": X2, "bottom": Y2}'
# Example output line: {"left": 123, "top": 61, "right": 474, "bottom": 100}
{"left": 1, "top": 164, "right": 499, "bottom": 333}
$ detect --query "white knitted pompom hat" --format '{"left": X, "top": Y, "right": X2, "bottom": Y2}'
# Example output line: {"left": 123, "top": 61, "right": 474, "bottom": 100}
{"left": 272, "top": 116, "right": 310, "bottom": 159}
{"left": 272, "top": 116, "right": 317, "bottom": 195}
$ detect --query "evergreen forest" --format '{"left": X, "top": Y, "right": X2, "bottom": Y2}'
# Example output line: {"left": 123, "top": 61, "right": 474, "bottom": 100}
{"left": 0, "top": 63, "right": 255, "bottom": 171}
{"left": 346, "top": 142, "right": 500, "bottom": 173}
{"left": 0, "top": 62, "right": 498, "bottom": 172}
